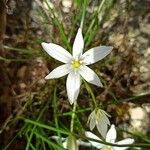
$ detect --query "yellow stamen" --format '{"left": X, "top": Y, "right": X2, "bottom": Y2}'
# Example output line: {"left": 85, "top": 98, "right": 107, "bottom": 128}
{"left": 72, "top": 60, "right": 81, "bottom": 68}
{"left": 105, "top": 146, "right": 111, "bottom": 150}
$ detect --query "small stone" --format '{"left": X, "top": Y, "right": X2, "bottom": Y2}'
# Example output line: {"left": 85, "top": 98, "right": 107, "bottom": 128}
{"left": 144, "top": 48, "right": 150, "bottom": 57}
{"left": 137, "top": 36, "right": 148, "bottom": 44}
{"left": 19, "top": 83, "right": 26, "bottom": 89}
{"left": 140, "top": 24, "right": 150, "bottom": 35}
{"left": 129, "top": 107, "right": 149, "bottom": 133}
{"left": 17, "top": 66, "right": 27, "bottom": 79}
{"left": 62, "top": 0, "right": 72, "bottom": 8}
{"left": 132, "top": 67, "right": 138, "bottom": 72}
{"left": 140, "top": 66, "right": 149, "bottom": 73}
{"left": 142, "top": 103, "right": 150, "bottom": 113}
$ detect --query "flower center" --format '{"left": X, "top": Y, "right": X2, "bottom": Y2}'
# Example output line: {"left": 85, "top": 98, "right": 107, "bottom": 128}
{"left": 72, "top": 60, "right": 81, "bottom": 68}
{"left": 105, "top": 146, "right": 111, "bottom": 150}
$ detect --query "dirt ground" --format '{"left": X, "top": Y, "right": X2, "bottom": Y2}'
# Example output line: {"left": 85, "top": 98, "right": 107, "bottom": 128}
{"left": 0, "top": 0, "right": 149, "bottom": 149}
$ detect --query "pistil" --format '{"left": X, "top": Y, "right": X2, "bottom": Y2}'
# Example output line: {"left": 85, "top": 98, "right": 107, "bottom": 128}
{"left": 72, "top": 60, "right": 81, "bottom": 68}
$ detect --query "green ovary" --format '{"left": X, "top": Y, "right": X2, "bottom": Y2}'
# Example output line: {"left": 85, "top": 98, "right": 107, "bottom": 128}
{"left": 72, "top": 60, "right": 81, "bottom": 68}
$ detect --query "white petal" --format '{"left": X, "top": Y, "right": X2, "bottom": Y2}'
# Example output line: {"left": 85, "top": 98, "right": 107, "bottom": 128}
{"left": 114, "top": 138, "right": 134, "bottom": 150}
{"left": 66, "top": 72, "right": 81, "bottom": 104}
{"left": 41, "top": 42, "right": 73, "bottom": 63}
{"left": 45, "top": 64, "right": 72, "bottom": 79}
{"left": 116, "top": 138, "right": 134, "bottom": 145}
{"left": 96, "top": 110, "right": 110, "bottom": 138}
{"left": 106, "top": 124, "right": 117, "bottom": 143}
{"left": 63, "top": 140, "right": 67, "bottom": 149}
{"left": 82, "top": 46, "right": 113, "bottom": 65}
{"left": 113, "top": 147, "right": 128, "bottom": 150}
{"left": 85, "top": 131, "right": 103, "bottom": 149}
{"left": 73, "top": 28, "right": 84, "bottom": 58}
{"left": 101, "top": 146, "right": 112, "bottom": 150}
{"left": 89, "top": 111, "right": 96, "bottom": 130}
{"left": 97, "top": 120, "right": 107, "bottom": 138}
{"left": 79, "top": 66, "right": 103, "bottom": 87}
{"left": 100, "top": 110, "right": 110, "bottom": 125}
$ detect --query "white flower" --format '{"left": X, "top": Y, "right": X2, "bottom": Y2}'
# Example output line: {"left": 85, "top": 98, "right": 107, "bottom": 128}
{"left": 88, "top": 108, "right": 110, "bottom": 138}
{"left": 85, "top": 124, "right": 134, "bottom": 150}
{"left": 41, "top": 28, "right": 113, "bottom": 104}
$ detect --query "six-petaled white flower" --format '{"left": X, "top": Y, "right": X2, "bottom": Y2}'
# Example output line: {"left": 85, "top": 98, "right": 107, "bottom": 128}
{"left": 42, "top": 28, "right": 113, "bottom": 104}
{"left": 87, "top": 108, "right": 110, "bottom": 138}
{"left": 85, "top": 124, "right": 134, "bottom": 150}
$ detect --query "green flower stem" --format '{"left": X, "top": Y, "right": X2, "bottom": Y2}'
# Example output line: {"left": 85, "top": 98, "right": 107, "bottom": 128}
{"left": 83, "top": 80, "right": 98, "bottom": 108}
{"left": 70, "top": 101, "right": 77, "bottom": 133}
{"left": 53, "top": 86, "right": 62, "bottom": 145}
{"left": 97, "top": 0, "right": 106, "bottom": 14}
{"left": 84, "top": 0, "right": 107, "bottom": 46}
{"left": 80, "top": 0, "right": 89, "bottom": 29}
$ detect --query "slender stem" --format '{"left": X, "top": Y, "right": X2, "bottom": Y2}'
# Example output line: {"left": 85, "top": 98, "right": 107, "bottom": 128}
{"left": 80, "top": 0, "right": 89, "bottom": 29}
{"left": 53, "top": 86, "right": 62, "bottom": 144}
{"left": 84, "top": 0, "right": 107, "bottom": 46}
{"left": 97, "top": 0, "right": 106, "bottom": 14}
{"left": 70, "top": 101, "right": 77, "bottom": 132}
{"left": 83, "top": 80, "right": 97, "bottom": 107}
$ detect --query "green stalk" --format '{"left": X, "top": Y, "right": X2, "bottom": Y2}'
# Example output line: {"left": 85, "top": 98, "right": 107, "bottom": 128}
{"left": 80, "top": 0, "right": 89, "bottom": 29}
{"left": 53, "top": 86, "right": 62, "bottom": 144}
{"left": 34, "top": 132, "right": 65, "bottom": 150}
{"left": 70, "top": 101, "right": 77, "bottom": 132}
{"left": 84, "top": 0, "right": 114, "bottom": 47}
{"left": 83, "top": 80, "right": 97, "bottom": 108}
{"left": 20, "top": 118, "right": 69, "bottom": 135}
